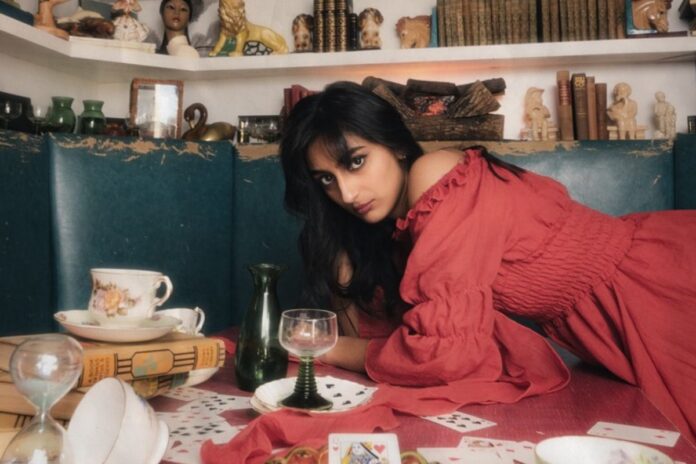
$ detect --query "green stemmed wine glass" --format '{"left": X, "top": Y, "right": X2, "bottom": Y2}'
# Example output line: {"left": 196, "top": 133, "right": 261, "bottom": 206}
{"left": 278, "top": 309, "right": 338, "bottom": 411}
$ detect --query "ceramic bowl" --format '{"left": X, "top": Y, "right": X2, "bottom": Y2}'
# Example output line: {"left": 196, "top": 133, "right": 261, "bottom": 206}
{"left": 535, "top": 436, "right": 674, "bottom": 464}
{"left": 67, "top": 377, "right": 168, "bottom": 464}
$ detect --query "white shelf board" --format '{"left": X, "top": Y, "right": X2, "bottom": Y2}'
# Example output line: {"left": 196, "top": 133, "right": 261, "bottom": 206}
{"left": 2, "top": 14, "right": 695, "bottom": 83}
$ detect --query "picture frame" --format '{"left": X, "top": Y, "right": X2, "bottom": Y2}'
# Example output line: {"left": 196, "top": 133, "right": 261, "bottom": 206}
{"left": 237, "top": 115, "right": 281, "bottom": 144}
{"left": 129, "top": 78, "right": 184, "bottom": 138}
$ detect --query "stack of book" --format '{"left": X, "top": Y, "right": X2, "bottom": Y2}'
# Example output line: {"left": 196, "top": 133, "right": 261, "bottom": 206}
{"left": 556, "top": 70, "right": 609, "bottom": 141}
{"left": 282, "top": 84, "right": 319, "bottom": 125}
{"left": 0, "top": 333, "right": 225, "bottom": 428}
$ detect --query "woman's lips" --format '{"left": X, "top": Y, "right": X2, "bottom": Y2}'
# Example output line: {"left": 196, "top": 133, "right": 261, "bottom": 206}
{"left": 354, "top": 201, "right": 373, "bottom": 215}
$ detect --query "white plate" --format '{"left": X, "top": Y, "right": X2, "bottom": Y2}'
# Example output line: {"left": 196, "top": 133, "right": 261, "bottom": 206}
{"left": 54, "top": 309, "right": 180, "bottom": 343}
{"left": 252, "top": 376, "right": 377, "bottom": 414}
{"left": 535, "top": 436, "right": 674, "bottom": 464}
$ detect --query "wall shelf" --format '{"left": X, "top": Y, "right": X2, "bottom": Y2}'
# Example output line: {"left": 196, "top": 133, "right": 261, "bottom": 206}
{"left": 2, "top": 14, "right": 694, "bottom": 83}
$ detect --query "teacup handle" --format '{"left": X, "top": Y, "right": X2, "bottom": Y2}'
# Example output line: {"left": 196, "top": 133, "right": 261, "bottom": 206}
{"left": 194, "top": 306, "right": 206, "bottom": 333}
{"left": 153, "top": 276, "right": 173, "bottom": 308}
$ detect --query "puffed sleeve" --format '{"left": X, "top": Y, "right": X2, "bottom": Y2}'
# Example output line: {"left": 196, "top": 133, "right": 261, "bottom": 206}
{"left": 365, "top": 153, "right": 569, "bottom": 401}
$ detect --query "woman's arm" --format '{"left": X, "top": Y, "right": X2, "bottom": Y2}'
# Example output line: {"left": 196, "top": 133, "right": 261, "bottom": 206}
{"left": 320, "top": 336, "right": 369, "bottom": 373}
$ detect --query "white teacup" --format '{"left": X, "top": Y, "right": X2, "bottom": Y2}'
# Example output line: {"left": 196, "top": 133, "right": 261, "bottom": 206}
{"left": 67, "top": 377, "right": 169, "bottom": 464}
{"left": 88, "top": 268, "right": 173, "bottom": 327}
{"left": 157, "top": 307, "right": 206, "bottom": 335}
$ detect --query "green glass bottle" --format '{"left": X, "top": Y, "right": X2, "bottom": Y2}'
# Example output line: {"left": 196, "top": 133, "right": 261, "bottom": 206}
{"left": 79, "top": 99, "right": 106, "bottom": 135}
{"left": 234, "top": 263, "right": 288, "bottom": 392}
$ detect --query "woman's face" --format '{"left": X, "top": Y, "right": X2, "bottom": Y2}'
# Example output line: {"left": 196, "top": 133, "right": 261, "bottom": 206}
{"left": 307, "top": 133, "right": 409, "bottom": 223}
{"left": 162, "top": 0, "right": 190, "bottom": 32}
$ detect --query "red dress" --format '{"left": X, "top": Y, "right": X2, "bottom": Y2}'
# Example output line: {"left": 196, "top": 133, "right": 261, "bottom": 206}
{"left": 364, "top": 149, "right": 696, "bottom": 442}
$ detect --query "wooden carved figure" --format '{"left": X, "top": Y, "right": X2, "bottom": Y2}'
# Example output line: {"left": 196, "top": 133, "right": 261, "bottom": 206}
{"left": 654, "top": 91, "right": 676, "bottom": 139}
{"left": 632, "top": 0, "right": 672, "bottom": 32}
{"left": 524, "top": 87, "right": 553, "bottom": 141}
{"left": 358, "top": 8, "right": 383, "bottom": 49}
{"left": 210, "top": 0, "right": 288, "bottom": 56}
{"left": 292, "top": 14, "right": 314, "bottom": 52}
{"left": 396, "top": 15, "right": 431, "bottom": 48}
{"left": 607, "top": 82, "right": 638, "bottom": 140}
{"left": 34, "top": 0, "right": 70, "bottom": 40}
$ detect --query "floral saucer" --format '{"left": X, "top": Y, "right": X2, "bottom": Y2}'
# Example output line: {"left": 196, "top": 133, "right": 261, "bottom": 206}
{"left": 252, "top": 376, "right": 377, "bottom": 414}
{"left": 54, "top": 309, "right": 180, "bottom": 343}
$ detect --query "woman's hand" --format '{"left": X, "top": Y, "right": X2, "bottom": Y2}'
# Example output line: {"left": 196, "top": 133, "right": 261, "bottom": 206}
{"left": 319, "top": 336, "right": 369, "bottom": 373}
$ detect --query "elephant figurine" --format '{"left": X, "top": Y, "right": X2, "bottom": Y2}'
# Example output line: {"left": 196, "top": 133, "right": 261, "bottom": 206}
{"left": 181, "top": 103, "right": 236, "bottom": 141}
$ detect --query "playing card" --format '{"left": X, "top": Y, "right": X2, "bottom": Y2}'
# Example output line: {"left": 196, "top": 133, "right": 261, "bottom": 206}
{"left": 421, "top": 411, "right": 497, "bottom": 434}
{"left": 587, "top": 421, "right": 680, "bottom": 447}
{"left": 458, "top": 436, "right": 536, "bottom": 464}
{"left": 418, "top": 447, "right": 505, "bottom": 464}
{"left": 318, "top": 376, "right": 377, "bottom": 410}
{"left": 163, "top": 386, "right": 217, "bottom": 402}
{"left": 176, "top": 392, "right": 252, "bottom": 414}
{"left": 328, "top": 433, "right": 401, "bottom": 464}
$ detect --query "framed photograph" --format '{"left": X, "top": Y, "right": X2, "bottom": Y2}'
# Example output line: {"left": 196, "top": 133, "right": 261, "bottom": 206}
{"left": 129, "top": 78, "right": 184, "bottom": 138}
{"left": 237, "top": 115, "right": 281, "bottom": 144}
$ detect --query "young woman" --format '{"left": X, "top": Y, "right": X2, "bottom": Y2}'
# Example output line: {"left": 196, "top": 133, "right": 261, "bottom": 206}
{"left": 280, "top": 81, "right": 696, "bottom": 442}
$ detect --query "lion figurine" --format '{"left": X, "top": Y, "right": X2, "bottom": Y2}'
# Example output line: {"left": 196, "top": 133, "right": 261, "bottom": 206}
{"left": 396, "top": 15, "right": 431, "bottom": 48}
{"left": 210, "top": 0, "right": 288, "bottom": 56}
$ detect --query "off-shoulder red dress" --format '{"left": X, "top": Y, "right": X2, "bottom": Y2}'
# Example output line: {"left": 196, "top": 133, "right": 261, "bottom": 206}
{"left": 364, "top": 148, "right": 696, "bottom": 442}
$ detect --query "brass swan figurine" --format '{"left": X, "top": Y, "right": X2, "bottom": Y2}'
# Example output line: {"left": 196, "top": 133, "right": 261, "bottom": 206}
{"left": 182, "top": 103, "right": 237, "bottom": 141}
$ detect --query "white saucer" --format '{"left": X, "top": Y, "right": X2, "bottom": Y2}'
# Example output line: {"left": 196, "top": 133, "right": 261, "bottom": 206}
{"left": 252, "top": 376, "right": 377, "bottom": 414}
{"left": 54, "top": 309, "right": 180, "bottom": 343}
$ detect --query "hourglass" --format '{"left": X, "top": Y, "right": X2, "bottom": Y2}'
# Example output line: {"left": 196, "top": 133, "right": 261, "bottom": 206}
{"left": 0, "top": 334, "right": 83, "bottom": 464}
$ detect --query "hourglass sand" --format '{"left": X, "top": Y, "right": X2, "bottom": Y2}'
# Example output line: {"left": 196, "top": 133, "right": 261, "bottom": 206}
{"left": 278, "top": 309, "right": 338, "bottom": 411}
{"left": 1, "top": 334, "right": 83, "bottom": 464}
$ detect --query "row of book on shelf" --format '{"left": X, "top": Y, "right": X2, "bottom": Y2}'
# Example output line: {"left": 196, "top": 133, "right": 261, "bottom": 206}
{"left": 557, "top": 69, "right": 615, "bottom": 141}
{"left": 434, "top": 0, "right": 628, "bottom": 47}
{"left": 0, "top": 332, "right": 226, "bottom": 428}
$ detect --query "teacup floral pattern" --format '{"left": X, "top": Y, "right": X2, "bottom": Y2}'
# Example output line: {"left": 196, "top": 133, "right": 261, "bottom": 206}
{"left": 91, "top": 279, "right": 139, "bottom": 317}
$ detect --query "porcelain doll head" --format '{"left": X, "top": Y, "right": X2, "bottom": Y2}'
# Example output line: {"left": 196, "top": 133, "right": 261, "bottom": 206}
{"left": 157, "top": 0, "right": 194, "bottom": 54}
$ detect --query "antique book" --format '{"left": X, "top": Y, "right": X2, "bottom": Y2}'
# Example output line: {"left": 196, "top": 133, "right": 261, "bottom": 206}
{"left": 0, "top": 333, "right": 225, "bottom": 388}
{"left": 595, "top": 82, "right": 609, "bottom": 140}
{"left": 587, "top": 0, "right": 598, "bottom": 40}
{"left": 579, "top": 0, "right": 589, "bottom": 40}
{"left": 556, "top": 70, "right": 575, "bottom": 141}
{"left": 586, "top": 76, "right": 598, "bottom": 140}
{"left": 540, "top": 0, "right": 551, "bottom": 42}
{"left": 519, "top": 0, "right": 529, "bottom": 43}
{"left": 607, "top": 0, "right": 617, "bottom": 38}
{"left": 529, "top": 0, "right": 538, "bottom": 42}
{"left": 489, "top": 0, "right": 499, "bottom": 44}
{"left": 572, "top": 72, "right": 590, "bottom": 140}
{"left": 480, "top": 0, "right": 490, "bottom": 45}
{"left": 455, "top": 0, "right": 465, "bottom": 46}
{"left": 559, "top": 0, "right": 569, "bottom": 40}
{"left": 550, "top": 0, "right": 561, "bottom": 41}
{"left": 597, "top": 0, "right": 609, "bottom": 39}
{"left": 616, "top": 0, "right": 626, "bottom": 38}
{"left": 437, "top": 0, "right": 446, "bottom": 46}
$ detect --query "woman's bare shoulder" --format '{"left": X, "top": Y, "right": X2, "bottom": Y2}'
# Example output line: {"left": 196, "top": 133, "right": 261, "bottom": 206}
{"left": 407, "top": 149, "right": 465, "bottom": 206}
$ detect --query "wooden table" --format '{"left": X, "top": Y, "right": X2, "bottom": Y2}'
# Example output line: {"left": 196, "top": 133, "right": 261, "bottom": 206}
{"left": 152, "top": 334, "right": 696, "bottom": 463}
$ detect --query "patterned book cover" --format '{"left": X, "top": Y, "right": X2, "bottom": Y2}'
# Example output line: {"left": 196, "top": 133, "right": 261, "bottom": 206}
{"left": 556, "top": 70, "right": 575, "bottom": 141}
{"left": 0, "top": 333, "right": 225, "bottom": 388}
{"left": 572, "top": 72, "right": 590, "bottom": 140}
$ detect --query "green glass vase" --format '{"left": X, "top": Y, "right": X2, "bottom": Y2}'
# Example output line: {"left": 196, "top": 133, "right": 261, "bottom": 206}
{"left": 79, "top": 99, "right": 106, "bottom": 135}
{"left": 234, "top": 263, "right": 288, "bottom": 392}
{"left": 48, "top": 96, "right": 76, "bottom": 133}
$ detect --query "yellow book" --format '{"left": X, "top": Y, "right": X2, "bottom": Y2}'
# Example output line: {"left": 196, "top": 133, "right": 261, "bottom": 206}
{"left": 0, "top": 333, "right": 225, "bottom": 388}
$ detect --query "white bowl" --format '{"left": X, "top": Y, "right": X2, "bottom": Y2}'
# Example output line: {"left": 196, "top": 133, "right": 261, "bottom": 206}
{"left": 535, "top": 436, "right": 674, "bottom": 464}
{"left": 68, "top": 377, "right": 168, "bottom": 464}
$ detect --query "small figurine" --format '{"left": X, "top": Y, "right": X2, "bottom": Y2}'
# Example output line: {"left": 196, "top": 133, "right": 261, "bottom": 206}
{"left": 111, "top": 0, "right": 150, "bottom": 42}
{"left": 182, "top": 103, "right": 236, "bottom": 141}
{"left": 632, "top": 0, "right": 672, "bottom": 32}
{"left": 157, "top": 0, "right": 198, "bottom": 57}
{"left": 396, "top": 15, "right": 431, "bottom": 49}
{"left": 358, "top": 8, "right": 383, "bottom": 49}
{"left": 34, "top": 0, "right": 71, "bottom": 40}
{"left": 607, "top": 82, "right": 639, "bottom": 140}
{"left": 653, "top": 91, "right": 676, "bottom": 139}
{"left": 523, "top": 87, "right": 555, "bottom": 141}
{"left": 210, "top": 0, "right": 288, "bottom": 56}
{"left": 292, "top": 14, "right": 314, "bottom": 52}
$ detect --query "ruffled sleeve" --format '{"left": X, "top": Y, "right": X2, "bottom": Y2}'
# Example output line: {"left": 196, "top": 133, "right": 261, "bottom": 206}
{"left": 366, "top": 151, "right": 569, "bottom": 401}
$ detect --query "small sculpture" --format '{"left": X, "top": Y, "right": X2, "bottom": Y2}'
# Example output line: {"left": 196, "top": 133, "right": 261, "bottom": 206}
{"left": 653, "top": 91, "right": 676, "bottom": 139}
{"left": 34, "top": 0, "right": 71, "bottom": 40}
{"left": 292, "top": 14, "right": 314, "bottom": 52}
{"left": 607, "top": 82, "right": 639, "bottom": 140}
{"left": 396, "top": 15, "right": 431, "bottom": 48}
{"left": 210, "top": 0, "right": 288, "bottom": 56}
{"left": 181, "top": 103, "right": 236, "bottom": 141}
{"left": 523, "top": 87, "right": 555, "bottom": 141}
{"left": 111, "top": 0, "right": 150, "bottom": 42}
{"left": 358, "top": 8, "right": 383, "bottom": 49}
{"left": 632, "top": 0, "right": 672, "bottom": 32}
{"left": 158, "top": 0, "right": 198, "bottom": 57}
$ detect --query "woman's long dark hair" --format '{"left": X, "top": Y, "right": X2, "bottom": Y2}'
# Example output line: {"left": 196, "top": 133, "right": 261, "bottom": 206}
{"left": 280, "top": 81, "right": 522, "bottom": 320}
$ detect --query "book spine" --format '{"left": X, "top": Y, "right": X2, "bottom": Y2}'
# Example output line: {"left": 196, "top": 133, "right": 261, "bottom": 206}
{"left": 324, "top": 0, "right": 336, "bottom": 52}
{"left": 607, "top": 0, "right": 617, "bottom": 38}
{"left": 455, "top": 0, "right": 465, "bottom": 46}
{"left": 616, "top": 0, "right": 626, "bottom": 38}
{"left": 572, "top": 73, "right": 590, "bottom": 140}
{"left": 437, "top": 0, "right": 446, "bottom": 46}
{"left": 586, "top": 76, "right": 598, "bottom": 140}
{"left": 556, "top": 70, "right": 575, "bottom": 141}
{"left": 78, "top": 337, "right": 225, "bottom": 388}
{"left": 335, "top": 4, "right": 348, "bottom": 52}
{"left": 314, "top": 0, "right": 325, "bottom": 52}
{"left": 595, "top": 82, "right": 609, "bottom": 140}
{"left": 597, "top": 0, "right": 608, "bottom": 39}
{"left": 587, "top": 0, "right": 598, "bottom": 40}
{"left": 480, "top": 0, "right": 489, "bottom": 45}
{"left": 550, "top": 0, "right": 561, "bottom": 42}
{"left": 529, "top": 0, "right": 538, "bottom": 42}
{"left": 559, "top": 0, "right": 569, "bottom": 40}
{"left": 579, "top": 0, "right": 588, "bottom": 40}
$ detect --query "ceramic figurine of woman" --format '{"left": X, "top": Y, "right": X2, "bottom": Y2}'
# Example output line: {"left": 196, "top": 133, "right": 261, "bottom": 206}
{"left": 111, "top": 0, "right": 149, "bottom": 42}
{"left": 157, "top": 0, "right": 198, "bottom": 57}
{"left": 653, "top": 91, "right": 676, "bottom": 140}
